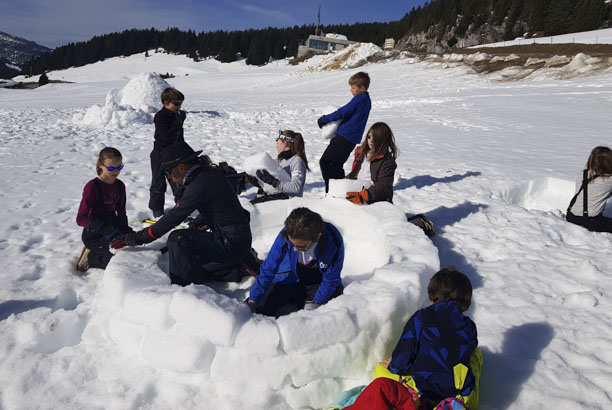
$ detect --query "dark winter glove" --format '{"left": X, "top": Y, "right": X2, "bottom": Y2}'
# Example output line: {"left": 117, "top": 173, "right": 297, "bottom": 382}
{"left": 246, "top": 174, "right": 260, "bottom": 188}
{"left": 89, "top": 219, "right": 119, "bottom": 241}
{"left": 188, "top": 214, "right": 208, "bottom": 230}
{"left": 110, "top": 230, "right": 154, "bottom": 250}
{"left": 346, "top": 189, "right": 370, "bottom": 205}
{"left": 245, "top": 298, "right": 257, "bottom": 313}
{"left": 304, "top": 301, "right": 320, "bottom": 311}
{"left": 317, "top": 117, "right": 325, "bottom": 129}
{"left": 177, "top": 110, "right": 187, "bottom": 123}
{"left": 256, "top": 169, "right": 279, "bottom": 188}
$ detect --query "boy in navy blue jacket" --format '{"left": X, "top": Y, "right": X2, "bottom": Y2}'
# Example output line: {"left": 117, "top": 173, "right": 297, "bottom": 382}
{"left": 149, "top": 87, "right": 186, "bottom": 217}
{"left": 376, "top": 267, "right": 482, "bottom": 409}
{"left": 318, "top": 72, "right": 372, "bottom": 193}
{"left": 247, "top": 207, "right": 344, "bottom": 317}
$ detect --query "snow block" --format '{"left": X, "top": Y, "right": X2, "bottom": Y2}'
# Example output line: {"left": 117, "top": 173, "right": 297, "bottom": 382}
{"left": 141, "top": 326, "right": 216, "bottom": 374}
{"left": 321, "top": 120, "right": 341, "bottom": 140}
{"left": 277, "top": 306, "right": 358, "bottom": 354}
{"left": 168, "top": 286, "right": 251, "bottom": 346}
{"left": 243, "top": 152, "right": 291, "bottom": 195}
{"left": 121, "top": 286, "right": 176, "bottom": 330}
{"left": 108, "top": 311, "right": 147, "bottom": 356}
{"left": 285, "top": 378, "right": 341, "bottom": 409}
{"left": 234, "top": 315, "right": 281, "bottom": 356}
{"left": 328, "top": 178, "right": 372, "bottom": 199}
{"left": 102, "top": 250, "right": 170, "bottom": 308}
{"left": 211, "top": 347, "right": 289, "bottom": 390}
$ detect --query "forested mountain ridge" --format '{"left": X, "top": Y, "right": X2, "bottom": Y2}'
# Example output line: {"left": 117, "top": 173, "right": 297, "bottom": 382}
{"left": 21, "top": 0, "right": 612, "bottom": 76}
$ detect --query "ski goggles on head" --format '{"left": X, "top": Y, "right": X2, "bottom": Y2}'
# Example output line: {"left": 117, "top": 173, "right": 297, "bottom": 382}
{"left": 276, "top": 130, "right": 294, "bottom": 144}
{"left": 103, "top": 164, "right": 124, "bottom": 171}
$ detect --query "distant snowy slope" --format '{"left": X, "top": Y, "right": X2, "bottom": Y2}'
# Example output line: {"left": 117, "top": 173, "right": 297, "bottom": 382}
{"left": 474, "top": 27, "right": 612, "bottom": 48}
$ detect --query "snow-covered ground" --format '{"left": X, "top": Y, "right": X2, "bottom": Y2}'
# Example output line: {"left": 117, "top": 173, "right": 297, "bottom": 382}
{"left": 475, "top": 27, "right": 612, "bottom": 48}
{"left": 1, "top": 37, "right": 612, "bottom": 409}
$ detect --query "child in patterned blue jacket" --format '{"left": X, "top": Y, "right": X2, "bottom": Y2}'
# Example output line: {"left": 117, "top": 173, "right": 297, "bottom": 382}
{"left": 376, "top": 267, "right": 483, "bottom": 409}
{"left": 247, "top": 207, "right": 344, "bottom": 317}
{"left": 318, "top": 72, "right": 372, "bottom": 193}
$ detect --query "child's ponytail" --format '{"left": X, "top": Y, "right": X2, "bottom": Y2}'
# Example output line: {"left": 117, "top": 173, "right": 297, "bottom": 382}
{"left": 96, "top": 147, "right": 123, "bottom": 175}
{"left": 291, "top": 132, "right": 310, "bottom": 171}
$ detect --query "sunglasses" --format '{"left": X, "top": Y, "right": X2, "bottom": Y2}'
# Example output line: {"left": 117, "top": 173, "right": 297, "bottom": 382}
{"left": 276, "top": 130, "right": 294, "bottom": 144}
{"left": 103, "top": 164, "right": 124, "bottom": 171}
{"left": 288, "top": 238, "right": 315, "bottom": 252}
{"left": 171, "top": 101, "right": 183, "bottom": 107}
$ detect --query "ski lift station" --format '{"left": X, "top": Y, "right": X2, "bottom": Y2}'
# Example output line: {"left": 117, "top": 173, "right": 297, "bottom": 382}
{"left": 297, "top": 33, "right": 357, "bottom": 57}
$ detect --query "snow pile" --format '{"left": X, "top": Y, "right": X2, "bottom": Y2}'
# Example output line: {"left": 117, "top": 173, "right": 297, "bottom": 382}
{"left": 73, "top": 73, "right": 170, "bottom": 127}
{"left": 97, "top": 197, "right": 439, "bottom": 408}
{"left": 307, "top": 43, "right": 382, "bottom": 72}
{"left": 497, "top": 177, "right": 576, "bottom": 212}
{"left": 243, "top": 152, "right": 291, "bottom": 194}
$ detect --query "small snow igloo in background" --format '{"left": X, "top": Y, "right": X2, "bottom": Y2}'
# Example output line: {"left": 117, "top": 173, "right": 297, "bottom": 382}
{"left": 119, "top": 72, "right": 171, "bottom": 112}
{"left": 76, "top": 73, "right": 172, "bottom": 127}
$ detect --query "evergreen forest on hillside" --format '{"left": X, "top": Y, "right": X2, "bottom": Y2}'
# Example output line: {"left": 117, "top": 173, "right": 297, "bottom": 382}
{"left": 23, "top": 0, "right": 612, "bottom": 75}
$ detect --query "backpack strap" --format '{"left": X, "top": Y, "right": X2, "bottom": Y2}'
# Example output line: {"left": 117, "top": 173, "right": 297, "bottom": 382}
{"left": 567, "top": 169, "right": 593, "bottom": 217}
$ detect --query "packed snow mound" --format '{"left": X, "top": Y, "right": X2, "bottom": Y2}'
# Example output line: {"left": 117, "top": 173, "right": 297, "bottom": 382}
{"left": 307, "top": 43, "right": 383, "bottom": 72}
{"left": 73, "top": 73, "right": 171, "bottom": 127}
{"left": 497, "top": 177, "right": 575, "bottom": 212}
{"left": 98, "top": 197, "right": 439, "bottom": 409}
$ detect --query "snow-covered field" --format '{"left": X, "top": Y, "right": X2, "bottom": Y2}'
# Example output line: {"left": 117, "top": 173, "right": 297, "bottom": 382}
{"left": 1, "top": 37, "right": 612, "bottom": 409}
{"left": 475, "top": 27, "right": 612, "bottom": 48}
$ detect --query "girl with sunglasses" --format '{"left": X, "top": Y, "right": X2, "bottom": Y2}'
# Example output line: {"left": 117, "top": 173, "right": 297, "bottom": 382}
{"left": 76, "top": 147, "right": 133, "bottom": 272}
{"left": 346, "top": 122, "right": 399, "bottom": 205}
{"left": 250, "top": 130, "right": 310, "bottom": 204}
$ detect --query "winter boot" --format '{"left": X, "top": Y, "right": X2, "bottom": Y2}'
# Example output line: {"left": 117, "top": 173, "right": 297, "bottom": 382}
{"left": 407, "top": 214, "right": 436, "bottom": 238}
{"left": 76, "top": 246, "right": 91, "bottom": 272}
{"left": 242, "top": 247, "right": 263, "bottom": 276}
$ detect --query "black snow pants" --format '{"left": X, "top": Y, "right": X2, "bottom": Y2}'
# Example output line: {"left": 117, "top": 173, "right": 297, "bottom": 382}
{"left": 167, "top": 222, "right": 252, "bottom": 285}
{"left": 319, "top": 135, "right": 355, "bottom": 193}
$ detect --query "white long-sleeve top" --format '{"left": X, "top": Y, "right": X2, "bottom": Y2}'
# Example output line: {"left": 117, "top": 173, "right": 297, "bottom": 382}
{"left": 276, "top": 154, "right": 307, "bottom": 197}
{"left": 569, "top": 170, "right": 612, "bottom": 216}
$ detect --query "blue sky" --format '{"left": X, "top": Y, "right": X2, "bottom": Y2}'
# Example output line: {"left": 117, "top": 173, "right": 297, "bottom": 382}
{"left": 0, "top": 0, "right": 428, "bottom": 48}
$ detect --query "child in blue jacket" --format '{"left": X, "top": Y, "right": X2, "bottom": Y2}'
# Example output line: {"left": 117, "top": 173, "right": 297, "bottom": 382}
{"left": 376, "top": 267, "right": 482, "bottom": 409}
{"left": 247, "top": 207, "right": 344, "bottom": 317}
{"left": 318, "top": 72, "right": 372, "bottom": 193}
